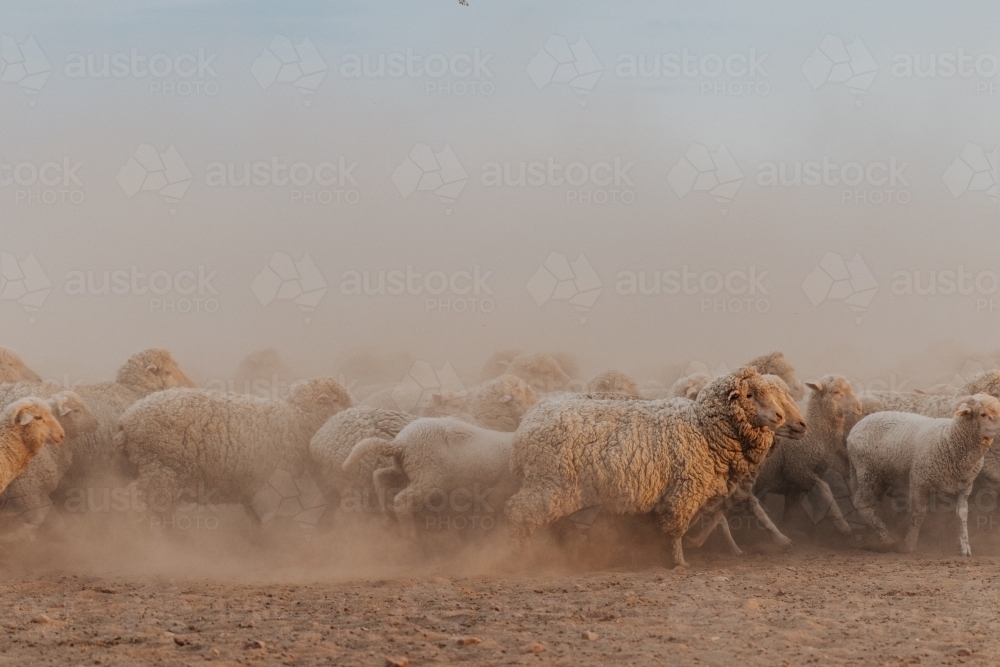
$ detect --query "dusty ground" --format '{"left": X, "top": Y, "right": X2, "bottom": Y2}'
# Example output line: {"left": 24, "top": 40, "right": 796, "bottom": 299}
{"left": 1, "top": 508, "right": 999, "bottom": 666}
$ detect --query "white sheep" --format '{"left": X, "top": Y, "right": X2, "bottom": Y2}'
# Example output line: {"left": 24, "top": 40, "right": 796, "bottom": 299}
{"left": 670, "top": 352, "right": 806, "bottom": 402}
{"left": 308, "top": 406, "right": 415, "bottom": 515}
{"left": 0, "top": 349, "right": 196, "bottom": 490}
{"left": 0, "top": 346, "right": 42, "bottom": 384}
{"left": 466, "top": 375, "right": 538, "bottom": 431}
{"left": 752, "top": 375, "right": 863, "bottom": 538}
{"left": 683, "top": 374, "right": 808, "bottom": 554}
{"left": 848, "top": 394, "right": 1000, "bottom": 556}
{"left": 504, "top": 367, "right": 789, "bottom": 568}
{"left": 588, "top": 370, "right": 642, "bottom": 397}
{"left": 860, "top": 371, "right": 1000, "bottom": 417}
{"left": 0, "top": 398, "right": 65, "bottom": 495}
{"left": 0, "top": 390, "right": 98, "bottom": 530}
{"left": 342, "top": 418, "right": 516, "bottom": 536}
{"left": 118, "top": 379, "right": 351, "bottom": 518}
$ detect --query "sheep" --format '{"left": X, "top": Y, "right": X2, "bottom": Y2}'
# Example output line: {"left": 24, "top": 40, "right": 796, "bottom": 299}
{"left": 847, "top": 394, "right": 1000, "bottom": 556}
{"left": 504, "top": 367, "right": 788, "bottom": 568}
{"left": 343, "top": 418, "right": 516, "bottom": 536}
{"left": 669, "top": 373, "right": 710, "bottom": 399}
{"left": 480, "top": 348, "right": 523, "bottom": 383}
{"left": 118, "top": 379, "right": 351, "bottom": 518}
{"left": 308, "top": 406, "right": 415, "bottom": 514}
{"left": 361, "top": 385, "right": 468, "bottom": 417}
{"left": 638, "top": 380, "right": 669, "bottom": 400}
{"left": 0, "top": 346, "right": 42, "bottom": 384}
{"left": 669, "top": 352, "right": 806, "bottom": 402}
{"left": 860, "top": 371, "right": 1000, "bottom": 417}
{"left": 0, "top": 399, "right": 65, "bottom": 495}
{"left": 588, "top": 370, "right": 642, "bottom": 397}
{"left": 0, "top": 391, "right": 98, "bottom": 529}
{"left": 230, "top": 348, "right": 297, "bottom": 395}
{"left": 683, "top": 375, "right": 808, "bottom": 554}
{"left": 752, "top": 375, "right": 863, "bottom": 537}
{"left": 466, "top": 375, "right": 537, "bottom": 432}
{"left": 0, "top": 349, "right": 196, "bottom": 490}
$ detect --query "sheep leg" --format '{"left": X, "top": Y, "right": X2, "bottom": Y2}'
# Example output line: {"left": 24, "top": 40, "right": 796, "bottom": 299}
{"left": 716, "top": 515, "right": 743, "bottom": 556}
{"left": 683, "top": 511, "right": 725, "bottom": 549}
{"left": 372, "top": 467, "right": 399, "bottom": 519}
{"left": 391, "top": 486, "right": 421, "bottom": 540}
{"left": 747, "top": 493, "right": 792, "bottom": 547}
{"left": 956, "top": 488, "right": 973, "bottom": 557}
{"left": 901, "top": 488, "right": 929, "bottom": 553}
{"left": 852, "top": 478, "right": 894, "bottom": 547}
{"left": 811, "top": 476, "right": 853, "bottom": 535}
{"left": 668, "top": 536, "right": 688, "bottom": 569}
{"left": 504, "top": 486, "right": 576, "bottom": 540}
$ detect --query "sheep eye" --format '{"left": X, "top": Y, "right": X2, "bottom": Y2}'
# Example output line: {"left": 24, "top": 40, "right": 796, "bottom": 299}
{"left": 747, "top": 393, "right": 753, "bottom": 399}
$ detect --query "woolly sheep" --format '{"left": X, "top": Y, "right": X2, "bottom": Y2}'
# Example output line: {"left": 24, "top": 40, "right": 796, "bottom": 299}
{"left": 0, "top": 349, "right": 196, "bottom": 489}
{"left": 588, "top": 370, "right": 642, "bottom": 397}
{"left": 753, "top": 375, "right": 863, "bottom": 537}
{"left": 343, "top": 418, "right": 516, "bottom": 536}
{"left": 118, "top": 379, "right": 351, "bottom": 516}
{"left": 669, "top": 373, "right": 710, "bottom": 400}
{"left": 504, "top": 367, "right": 788, "bottom": 568}
{"left": 231, "top": 348, "right": 296, "bottom": 395}
{"left": 670, "top": 352, "right": 806, "bottom": 402}
{"left": 480, "top": 348, "right": 523, "bottom": 382}
{"left": 848, "top": 394, "right": 1000, "bottom": 556}
{"left": 502, "top": 353, "right": 575, "bottom": 393}
{"left": 466, "top": 375, "right": 537, "bottom": 432}
{"left": 361, "top": 385, "right": 468, "bottom": 417}
{"left": 683, "top": 375, "right": 808, "bottom": 554}
{"left": 308, "top": 406, "right": 415, "bottom": 514}
{"left": 0, "top": 390, "right": 98, "bottom": 529}
{"left": 0, "top": 399, "right": 65, "bottom": 495}
{"left": 0, "top": 347, "right": 42, "bottom": 384}
{"left": 860, "top": 371, "right": 1000, "bottom": 417}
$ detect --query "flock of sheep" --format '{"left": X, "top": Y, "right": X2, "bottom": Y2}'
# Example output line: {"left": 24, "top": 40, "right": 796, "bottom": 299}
{"left": 0, "top": 344, "right": 998, "bottom": 568}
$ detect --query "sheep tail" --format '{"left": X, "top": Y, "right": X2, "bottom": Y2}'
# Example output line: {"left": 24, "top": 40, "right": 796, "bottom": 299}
{"left": 342, "top": 437, "right": 399, "bottom": 472}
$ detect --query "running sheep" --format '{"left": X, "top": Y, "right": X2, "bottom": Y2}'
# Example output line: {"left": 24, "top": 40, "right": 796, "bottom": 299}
{"left": 0, "top": 399, "right": 65, "bottom": 495}
{"left": 308, "top": 406, "right": 415, "bottom": 515}
{"left": 343, "top": 418, "right": 516, "bottom": 536}
{"left": 117, "top": 379, "right": 351, "bottom": 517}
{"left": 504, "top": 367, "right": 788, "bottom": 568}
{"left": 848, "top": 394, "right": 1000, "bottom": 556}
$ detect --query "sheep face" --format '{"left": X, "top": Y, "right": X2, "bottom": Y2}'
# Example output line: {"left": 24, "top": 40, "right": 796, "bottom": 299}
{"left": 588, "top": 370, "right": 642, "bottom": 397}
{"left": 955, "top": 394, "right": 1000, "bottom": 446}
{"left": 806, "top": 375, "right": 863, "bottom": 422}
{"left": 763, "top": 375, "right": 807, "bottom": 439}
{"left": 8, "top": 399, "right": 65, "bottom": 454}
{"left": 51, "top": 391, "right": 99, "bottom": 438}
{"left": 729, "top": 375, "right": 786, "bottom": 431}
{"left": 117, "top": 348, "right": 197, "bottom": 393}
{"left": 0, "top": 347, "right": 42, "bottom": 383}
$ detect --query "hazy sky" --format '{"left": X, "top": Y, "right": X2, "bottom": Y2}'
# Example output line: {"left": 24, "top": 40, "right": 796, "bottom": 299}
{"left": 2, "top": 0, "right": 1000, "bottom": 388}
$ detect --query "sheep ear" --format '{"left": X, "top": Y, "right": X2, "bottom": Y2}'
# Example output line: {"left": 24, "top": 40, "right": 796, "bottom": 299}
{"left": 499, "top": 394, "right": 512, "bottom": 403}
{"left": 913, "top": 389, "right": 926, "bottom": 395}
{"left": 146, "top": 364, "right": 158, "bottom": 373}
{"left": 685, "top": 387, "right": 699, "bottom": 400}
{"left": 57, "top": 396, "right": 72, "bottom": 416}
{"left": 17, "top": 409, "right": 34, "bottom": 426}
{"left": 316, "top": 393, "right": 330, "bottom": 401}
{"left": 805, "top": 382, "right": 823, "bottom": 393}
{"left": 956, "top": 404, "right": 974, "bottom": 417}
{"left": 428, "top": 392, "right": 442, "bottom": 405}
{"left": 727, "top": 389, "right": 741, "bottom": 401}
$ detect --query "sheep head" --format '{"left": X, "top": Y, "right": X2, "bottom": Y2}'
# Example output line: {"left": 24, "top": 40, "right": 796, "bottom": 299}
{"left": 117, "top": 348, "right": 197, "bottom": 394}
{"left": 954, "top": 393, "right": 1000, "bottom": 446}
{"left": 50, "top": 390, "right": 99, "bottom": 438}
{"left": 805, "top": 375, "right": 862, "bottom": 425}
{"left": 288, "top": 378, "right": 353, "bottom": 423}
{"left": 7, "top": 398, "right": 65, "bottom": 455}
{"left": 763, "top": 375, "right": 807, "bottom": 439}
{"left": 0, "top": 346, "right": 42, "bottom": 383}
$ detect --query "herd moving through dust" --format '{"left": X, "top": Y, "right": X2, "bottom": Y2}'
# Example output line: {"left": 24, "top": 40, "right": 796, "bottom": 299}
{"left": 0, "top": 345, "right": 998, "bottom": 569}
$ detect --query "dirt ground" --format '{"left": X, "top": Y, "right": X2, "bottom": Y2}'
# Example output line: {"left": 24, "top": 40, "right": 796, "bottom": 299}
{"left": 1, "top": 507, "right": 999, "bottom": 666}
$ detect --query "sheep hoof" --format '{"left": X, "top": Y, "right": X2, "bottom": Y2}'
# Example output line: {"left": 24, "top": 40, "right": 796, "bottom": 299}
{"left": 728, "top": 547, "right": 744, "bottom": 557}
{"left": 773, "top": 535, "right": 793, "bottom": 548}
{"left": 672, "top": 562, "right": 689, "bottom": 570}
